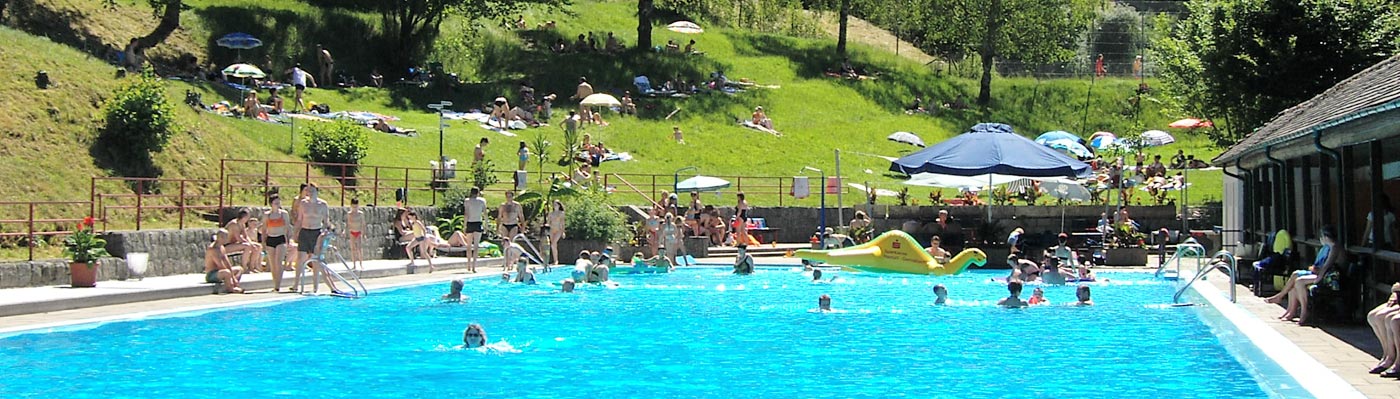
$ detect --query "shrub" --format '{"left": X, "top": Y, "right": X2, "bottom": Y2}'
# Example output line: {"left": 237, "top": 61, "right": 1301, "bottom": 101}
{"left": 101, "top": 69, "right": 177, "bottom": 156}
{"left": 303, "top": 120, "right": 370, "bottom": 165}
{"left": 564, "top": 189, "right": 628, "bottom": 243}
{"left": 470, "top": 159, "right": 500, "bottom": 190}
{"left": 438, "top": 187, "right": 472, "bottom": 220}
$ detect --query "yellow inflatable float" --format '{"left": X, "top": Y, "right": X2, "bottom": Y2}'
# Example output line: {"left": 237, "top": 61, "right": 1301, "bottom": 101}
{"left": 793, "top": 231, "right": 988, "bottom": 276}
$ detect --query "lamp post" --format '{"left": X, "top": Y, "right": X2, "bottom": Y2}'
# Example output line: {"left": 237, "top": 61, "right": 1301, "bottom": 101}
{"left": 804, "top": 166, "right": 826, "bottom": 239}
{"left": 427, "top": 101, "right": 454, "bottom": 168}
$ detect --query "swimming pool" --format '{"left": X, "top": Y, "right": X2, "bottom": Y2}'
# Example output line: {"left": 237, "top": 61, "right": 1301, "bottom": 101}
{"left": 0, "top": 268, "right": 1304, "bottom": 398}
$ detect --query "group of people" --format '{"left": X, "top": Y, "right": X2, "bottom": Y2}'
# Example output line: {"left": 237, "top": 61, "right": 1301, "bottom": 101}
{"left": 203, "top": 183, "right": 357, "bottom": 295}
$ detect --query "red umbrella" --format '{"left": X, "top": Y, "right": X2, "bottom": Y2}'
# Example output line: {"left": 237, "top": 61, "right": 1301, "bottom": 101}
{"left": 1168, "top": 118, "right": 1213, "bottom": 129}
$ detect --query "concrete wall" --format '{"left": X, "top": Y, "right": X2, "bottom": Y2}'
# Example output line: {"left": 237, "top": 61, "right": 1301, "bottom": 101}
{"left": 0, "top": 206, "right": 442, "bottom": 289}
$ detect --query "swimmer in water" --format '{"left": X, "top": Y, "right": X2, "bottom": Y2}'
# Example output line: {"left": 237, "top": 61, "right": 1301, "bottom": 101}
{"left": 462, "top": 323, "right": 487, "bottom": 348}
{"left": 733, "top": 243, "right": 754, "bottom": 275}
{"left": 561, "top": 279, "right": 576, "bottom": 293}
{"left": 442, "top": 279, "right": 465, "bottom": 301}
{"left": 500, "top": 273, "right": 511, "bottom": 283}
{"left": 998, "top": 280, "right": 1028, "bottom": 308}
{"left": 812, "top": 269, "right": 823, "bottom": 281}
{"left": 1028, "top": 287, "right": 1049, "bottom": 305}
{"left": 1074, "top": 284, "right": 1094, "bottom": 306}
{"left": 818, "top": 294, "right": 832, "bottom": 312}
{"left": 933, "top": 284, "right": 948, "bottom": 305}
{"left": 572, "top": 250, "right": 593, "bottom": 281}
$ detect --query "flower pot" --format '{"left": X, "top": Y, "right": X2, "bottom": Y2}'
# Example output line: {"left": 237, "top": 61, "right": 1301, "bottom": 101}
{"left": 1104, "top": 247, "right": 1149, "bottom": 266}
{"left": 69, "top": 262, "right": 97, "bottom": 287}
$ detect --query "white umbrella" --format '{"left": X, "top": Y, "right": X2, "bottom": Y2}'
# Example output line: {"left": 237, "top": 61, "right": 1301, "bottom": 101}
{"left": 580, "top": 93, "right": 621, "bottom": 107}
{"left": 667, "top": 21, "right": 704, "bottom": 34}
{"left": 222, "top": 63, "right": 266, "bottom": 79}
{"left": 675, "top": 175, "right": 730, "bottom": 192}
{"left": 886, "top": 131, "right": 926, "bottom": 147}
{"left": 1140, "top": 130, "right": 1176, "bottom": 147}
{"left": 1042, "top": 179, "right": 1092, "bottom": 202}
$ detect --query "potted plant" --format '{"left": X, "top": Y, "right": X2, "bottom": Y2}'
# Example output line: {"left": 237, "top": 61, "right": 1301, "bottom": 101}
{"left": 1103, "top": 223, "right": 1148, "bottom": 266}
{"left": 63, "top": 216, "right": 108, "bottom": 287}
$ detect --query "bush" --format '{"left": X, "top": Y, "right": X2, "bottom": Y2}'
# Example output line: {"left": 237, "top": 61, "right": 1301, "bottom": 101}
{"left": 470, "top": 159, "right": 500, "bottom": 189}
{"left": 303, "top": 120, "right": 370, "bottom": 165}
{"left": 438, "top": 187, "right": 472, "bottom": 220}
{"left": 101, "top": 69, "right": 177, "bottom": 156}
{"left": 564, "top": 190, "right": 628, "bottom": 242}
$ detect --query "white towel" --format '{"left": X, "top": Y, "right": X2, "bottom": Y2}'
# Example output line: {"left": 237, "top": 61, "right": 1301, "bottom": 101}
{"left": 515, "top": 170, "right": 528, "bottom": 191}
{"left": 791, "top": 176, "right": 809, "bottom": 199}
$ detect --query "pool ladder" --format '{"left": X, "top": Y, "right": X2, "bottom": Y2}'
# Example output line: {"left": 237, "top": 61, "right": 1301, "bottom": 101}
{"left": 297, "top": 231, "right": 368, "bottom": 298}
{"left": 1154, "top": 238, "right": 1208, "bottom": 280}
{"left": 1171, "top": 250, "right": 1237, "bottom": 304}
{"left": 511, "top": 233, "right": 550, "bottom": 271}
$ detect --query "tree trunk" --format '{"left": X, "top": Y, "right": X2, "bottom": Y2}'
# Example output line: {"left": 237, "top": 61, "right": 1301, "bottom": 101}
{"left": 977, "top": 0, "right": 1001, "bottom": 106}
{"left": 134, "top": 0, "right": 182, "bottom": 54}
{"left": 637, "top": 0, "right": 654, "bottom": 49}
{"left": 836, "top": 0, "right": 850, "bottom": 55}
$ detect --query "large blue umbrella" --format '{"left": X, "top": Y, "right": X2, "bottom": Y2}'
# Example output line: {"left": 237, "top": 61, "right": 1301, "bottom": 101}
{"left": 216, "top": 32, "right": 263, "bottom": 61}
{"left": 1035, "top": 130, "right": 1080, "bottom": 145}
{"left": 890, "top": 123, "right": 1093, "bottom": 178}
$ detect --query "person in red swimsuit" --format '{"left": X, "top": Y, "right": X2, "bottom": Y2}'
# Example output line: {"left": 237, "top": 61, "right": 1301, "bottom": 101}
{"left": 347, "top": 198, "right": 365, "bottom": 271}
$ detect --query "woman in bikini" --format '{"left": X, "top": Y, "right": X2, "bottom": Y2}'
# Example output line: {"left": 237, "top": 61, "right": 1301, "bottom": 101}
{"left": 261, "top": 194, "right": 292, "bottom": 292}
{"left": 687, "top": 192, "right": 704, "bottom": 235}
{"left": 347, "top": 198, "right": 365, "bottom": 271}
{"left": 645, "top": 207, "right": 662, "bottom": 257}
{"left": 545, "top": 200, "right": 565, "bottom": 265}
{"left": 660, "top": 213, "right": 681, "bottom": 265}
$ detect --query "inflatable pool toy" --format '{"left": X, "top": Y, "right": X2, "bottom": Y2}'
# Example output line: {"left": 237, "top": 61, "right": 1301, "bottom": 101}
{"left": 611, "top": 257, "right": 674, "bottom": 274}
{"left": 793, "top": 231, "right": 987, "bottom": 276}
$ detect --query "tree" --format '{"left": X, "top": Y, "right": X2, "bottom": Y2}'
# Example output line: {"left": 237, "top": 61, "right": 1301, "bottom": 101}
{"left": 101, "top": 0, "right": 183, "bottom": 60}
{"left": 638, "top": 0, "right": 655, "bottom": 49}
{"left": 1154, "top": 0, "right": 1400, "bottom": 146}
{"left": 905, "top": 0, "right": 1093, "bottom": 105}
{"left": 377, "top": 0, "right": 564, "bottom": 69}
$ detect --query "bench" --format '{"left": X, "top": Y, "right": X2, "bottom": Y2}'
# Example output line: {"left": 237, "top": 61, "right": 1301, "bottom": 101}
{"left": 1307, "top": 260, "right": 1366, "bottom": 324}
{"left": 747, "top": 217, "right": 781, "bottom": 243}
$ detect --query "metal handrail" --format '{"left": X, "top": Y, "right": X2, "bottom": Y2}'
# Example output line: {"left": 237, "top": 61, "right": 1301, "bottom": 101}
{"left": 1154, "top": 238, "right": 1207, "bottom": 278}
{"left": 1173, "top": 250, "right": 1237, "bottom": 303}
{"left": 296, "top": 231, "right": 366, "bottom": 298}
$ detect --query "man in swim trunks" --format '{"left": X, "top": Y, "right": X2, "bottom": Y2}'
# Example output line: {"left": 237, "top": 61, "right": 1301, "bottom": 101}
{"left": 498, "top": 190, "right": 523, "bottom": 241}
{"left": 286, "top": 63, "right": 315, "bottom": 111}
{"left": 925, "top": 235, "right": 951, "bottom": 263}
{"left": 572, "top": 250, "right": 592, "bottom": 282}
{"left": 294, "top": 183, "right": 334, "bottom": 293}
{"left": 204, "top": 230, "right": 245, "bottom": 294}
{"left": 316, "top": 44, "right": 334, "bottom": 88}
{"left": 463, "top": 187, "right": 487, "bottom": 273}
{"left": 998, "top": 280, "right": 1028, "bottom": 308}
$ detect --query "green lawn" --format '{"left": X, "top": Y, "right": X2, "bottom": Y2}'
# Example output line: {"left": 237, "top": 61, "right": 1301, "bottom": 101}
{"left": 1, "top": 0, "right": 1229, "bottom": 212}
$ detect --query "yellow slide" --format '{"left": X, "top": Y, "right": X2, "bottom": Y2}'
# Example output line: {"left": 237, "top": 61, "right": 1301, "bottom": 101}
{"left": 793, "top": 231, "right": 988, "bottom": 276}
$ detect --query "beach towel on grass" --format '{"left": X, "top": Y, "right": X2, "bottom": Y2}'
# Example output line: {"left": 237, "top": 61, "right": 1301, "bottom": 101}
{"left": 739, "top": 120, "right": 782, "bottom": 136}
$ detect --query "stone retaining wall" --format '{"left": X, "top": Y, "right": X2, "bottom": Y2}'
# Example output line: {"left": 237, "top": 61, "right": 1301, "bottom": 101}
{"left": 0, "top": 206, "right": 441, "bottom": 288}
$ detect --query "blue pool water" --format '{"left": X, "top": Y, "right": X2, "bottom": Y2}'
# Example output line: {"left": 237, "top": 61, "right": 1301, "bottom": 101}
{"left": 0, "top": 268, "right": 1279, "bottom": 398}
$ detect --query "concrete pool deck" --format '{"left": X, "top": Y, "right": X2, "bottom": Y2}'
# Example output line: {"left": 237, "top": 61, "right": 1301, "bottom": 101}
{"left": 0, "top": 255, "right": 1395, "bottom": 397}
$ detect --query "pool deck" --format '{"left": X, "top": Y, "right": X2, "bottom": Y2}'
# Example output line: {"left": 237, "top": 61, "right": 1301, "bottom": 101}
{"left": 1, "top": 255, "right": 1396, "bottom": 397}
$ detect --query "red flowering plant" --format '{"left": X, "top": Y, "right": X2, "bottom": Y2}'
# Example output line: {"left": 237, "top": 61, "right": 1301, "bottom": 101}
{"left": 62, "top": 217, "right": 109, "bottom": 265}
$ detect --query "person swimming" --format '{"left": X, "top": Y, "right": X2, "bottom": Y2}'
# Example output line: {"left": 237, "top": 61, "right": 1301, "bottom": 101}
{"left": 572, "top": 250, "right": 592, "bottom": 281}
{"left": 561, "top": 279, "right": 576, "bottom": 293}
{"left": 812, "top": 269, "right": 823, "bottom": 281}
{"left": 998, "top": 280, "right": 1028, "bottom": 308}
{"left": 733, "top": 243, "right": 755, "bottom": 275}
{"left": 1027, "top": 287, "right": 1049, "bottom": 305}
{"left": 442, "top": 279, "right": 465, "bottom": 301}
{"left": 818, "top": 294, "right": 833, "bottom": 312}
{"left": 462, "top": 323, "right": 488, "bottom": 348}
{"left": 1074, "top": 284, "right": 1094, "bottom": 306}
{"left": 934, "top": 284, "right": 948, "bottom": 305}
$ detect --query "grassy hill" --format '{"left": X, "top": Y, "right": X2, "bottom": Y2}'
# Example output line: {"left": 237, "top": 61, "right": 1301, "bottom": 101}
{"left": 0, "top": 0, "right": 1224, "bottom": 215}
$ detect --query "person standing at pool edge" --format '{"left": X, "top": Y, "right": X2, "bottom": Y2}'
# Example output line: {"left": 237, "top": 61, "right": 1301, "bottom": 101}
{"left": 463, "top": 187, "right": 487, "bottom": 273}
{"left": 294, "top": 183, "right": 333, "bottom": 293}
